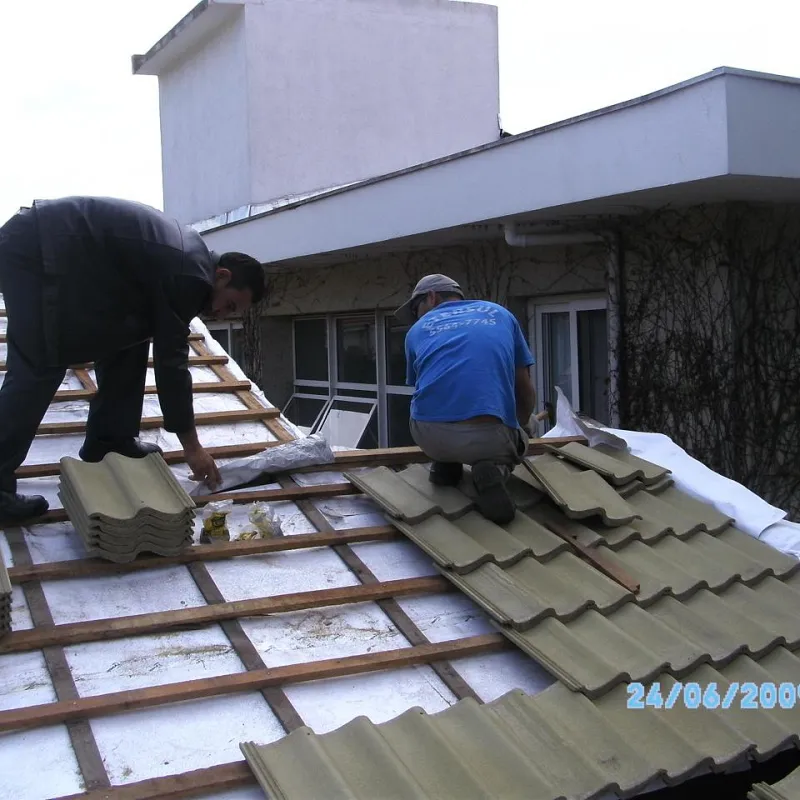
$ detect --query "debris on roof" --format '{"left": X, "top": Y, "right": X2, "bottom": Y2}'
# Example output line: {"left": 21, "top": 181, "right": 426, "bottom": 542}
{"left": 58, "top": 453, "right": 196, "bottom": 562}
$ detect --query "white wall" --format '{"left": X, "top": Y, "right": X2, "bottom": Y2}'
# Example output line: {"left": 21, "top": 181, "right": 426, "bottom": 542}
{"left": 155, "top": 0, "right": 499, "bottom": 224}
{"left": 243, "top": 0, "right": 500, "bottom": 206}
{"left": 159, "top": 12, "right": 250, "bottom": 223}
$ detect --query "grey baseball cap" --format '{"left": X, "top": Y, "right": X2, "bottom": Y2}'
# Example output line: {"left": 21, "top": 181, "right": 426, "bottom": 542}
{"left": 394, "top": 274, "right": 464, "bottom": 325}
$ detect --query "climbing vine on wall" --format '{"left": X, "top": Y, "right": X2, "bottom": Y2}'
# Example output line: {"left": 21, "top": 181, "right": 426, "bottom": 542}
{"left": 617, "top": 203, "right": 800, "bottom": 519}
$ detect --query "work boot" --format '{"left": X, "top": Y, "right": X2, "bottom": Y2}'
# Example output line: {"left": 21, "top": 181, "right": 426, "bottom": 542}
{"left": 429, "top": 462, "right": 463, "bottom": 487}
{"left": 471, "top": 461, "right": 515, "bottom": 525}
{"left": 79, "top": 437, "right": 163, "bottom": 463}
{"left": 0, "top": 491, "right": 49, "bottom": 524}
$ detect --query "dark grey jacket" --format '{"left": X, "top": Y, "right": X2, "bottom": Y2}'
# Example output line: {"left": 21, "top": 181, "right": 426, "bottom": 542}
{"left": 8, "top": 196, "right": 216, "bottom": 433}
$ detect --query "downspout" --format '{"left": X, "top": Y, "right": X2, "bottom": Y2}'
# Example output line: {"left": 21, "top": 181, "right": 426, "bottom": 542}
{"left": 606, "top": 230, "right": 625, "bottom": 429}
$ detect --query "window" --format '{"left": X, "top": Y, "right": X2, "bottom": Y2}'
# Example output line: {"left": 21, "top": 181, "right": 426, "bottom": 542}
{"left": 293, "top": 318, "right": 328, "bottom": 382}
{"left": 207, "top": 321, "right": 244, "bottom": 366}
{"left": 283, "top": 312, "right": 413, "bottom": 449}
{"left": 317, "top": 397, "right": 379, "bottom": 449}
{"left": 530, "top": 297, "right": 608, "bottom": 425}
{"left": 385, "top": 317, "right": 409, "bottom": 386}
{"left": 336, "top": 316, "right": 376, "bottom": 385}
{"left": 282, "top": 395, "right": 328, "bottom": 434}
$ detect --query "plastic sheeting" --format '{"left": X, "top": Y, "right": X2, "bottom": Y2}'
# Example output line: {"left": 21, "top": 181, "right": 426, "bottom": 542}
{"left": 191, "top": 434, "right": 335, "bottom": 496}
{"left": 543, "top": 387, "right": 799, "bottom": 557}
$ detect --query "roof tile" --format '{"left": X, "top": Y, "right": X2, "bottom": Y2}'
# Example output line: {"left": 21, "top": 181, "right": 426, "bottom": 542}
{"left": 444, "top": 551, "right": 632, "bottom": 630}
{"left": 344, "top": 466, "right": 440, "bottom": 522}
{"left": 594, "top": 444, "right": 674, "bottom": 484}
{"left": 395, "top": 463, "right": 474, "bottom": 518}
{"left": 549, "top": 441, "right": 668, "bottom": 486}
{"left": 241, "top": 650, "right": 800, "bottom": 800}
{"left": 749, "top": 764, "right": 800, "bottom": 800}
{"left": 393, "top": 515, "right": 493, "bottom": 574}
{"left": 526, "top": 455, "right": 640, "bottom": 526}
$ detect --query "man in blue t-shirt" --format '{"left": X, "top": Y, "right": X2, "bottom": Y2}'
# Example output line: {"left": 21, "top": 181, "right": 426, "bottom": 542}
{"left": 395, "top": 274, "right": 536, "bottom": 524}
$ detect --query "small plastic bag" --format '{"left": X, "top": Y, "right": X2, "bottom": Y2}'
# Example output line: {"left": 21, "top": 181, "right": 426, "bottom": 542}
{"left": 200, "top": 499, "right": 234, "bottom": 543}
{"left": 248, "top": 502, "right": 283, "bottom": 538}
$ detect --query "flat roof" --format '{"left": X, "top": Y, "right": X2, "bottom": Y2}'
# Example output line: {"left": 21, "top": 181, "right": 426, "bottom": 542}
{"left": 200, "top": 67, "right": 800, "bottom": 265}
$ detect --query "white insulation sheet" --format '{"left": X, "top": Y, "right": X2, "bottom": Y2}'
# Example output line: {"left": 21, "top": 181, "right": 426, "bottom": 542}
{"left": 0, "top": 315, "right": 554, "bottom": 800}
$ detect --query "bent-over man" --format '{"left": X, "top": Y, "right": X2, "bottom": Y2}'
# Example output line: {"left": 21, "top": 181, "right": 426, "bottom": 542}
{"left": 396, "top": 274, "right": 536, "bottom": 524}
{"left": 0, "top": 196, "right": 266, "bottom": 523}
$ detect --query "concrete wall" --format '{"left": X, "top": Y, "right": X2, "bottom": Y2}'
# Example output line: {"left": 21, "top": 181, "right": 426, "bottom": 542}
{"left": 243, "top": 0, "right": 500, "bottom": 206}
{"left": 263, "top": 239, "right": 607, "bottom": 318}
{"left": 159, "top": 13, "right": 250, "bottom": 223}
{"left": 156, "top": 0, "right": 499, "bottom": 224}
{"left": 258, "top": 235, "right": 607, "bottom": 428}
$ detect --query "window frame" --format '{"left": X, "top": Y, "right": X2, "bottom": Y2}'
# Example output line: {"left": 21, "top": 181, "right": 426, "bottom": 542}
{"left": 206, "top": 320, "right": 244, "bottom": 363}
{"left": 287, "top": 311, "right": 414, "bottom": 449}
{"left": 314, "top": 395, "right": 378, "bottom": 449}
{"left": 528, "top": 295, "right": 608, "bottom": 423}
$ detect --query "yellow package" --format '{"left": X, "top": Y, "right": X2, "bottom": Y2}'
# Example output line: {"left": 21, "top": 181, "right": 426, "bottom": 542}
{"left": 200, "top": 499, "right": 233, "bottom": 543}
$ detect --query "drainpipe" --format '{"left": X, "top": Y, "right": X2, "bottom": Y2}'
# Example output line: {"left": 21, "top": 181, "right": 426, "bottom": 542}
{"left": 606, "top": 231, "right": 624, "bottom": 429}
{"left": 503, "top": 223, "right": 606, "bottom": 248}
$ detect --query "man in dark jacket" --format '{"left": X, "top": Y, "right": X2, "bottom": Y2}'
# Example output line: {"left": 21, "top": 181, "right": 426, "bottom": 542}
{"left": 0, "top": 196, "right": 266, "bottom": 523}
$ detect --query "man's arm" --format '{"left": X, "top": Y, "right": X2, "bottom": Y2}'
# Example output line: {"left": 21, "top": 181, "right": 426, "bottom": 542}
{"left": 510, "top": 314, "right": 536, "bottom": 429}
{"left": 152, "top": 277, "right": 221, "bottom": 488}
{"left": 515, "top": 366, "right": 536, "bottom": 429}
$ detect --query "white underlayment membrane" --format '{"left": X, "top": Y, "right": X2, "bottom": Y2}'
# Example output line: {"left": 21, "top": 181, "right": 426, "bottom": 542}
{"left": 0, "top": 313, "right": 553, "bottom": 800}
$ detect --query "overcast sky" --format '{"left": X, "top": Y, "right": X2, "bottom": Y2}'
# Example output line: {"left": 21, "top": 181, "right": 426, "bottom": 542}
{"left": 1, "top": 0, "right": 798, "bottom": 225}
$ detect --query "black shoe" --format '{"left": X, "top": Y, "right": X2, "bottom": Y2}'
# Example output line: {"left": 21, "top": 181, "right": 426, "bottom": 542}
{"left": 0, "top": 491, "right": 49, "bottom": 524}
{"left": 471, "top": 461, "right": 515, "bottom": 524}
{"left": 79, "top": 437, "right": 163, "bottom": 463}
{"left": 429, "top": 462, "right": 463, "bottom": 487}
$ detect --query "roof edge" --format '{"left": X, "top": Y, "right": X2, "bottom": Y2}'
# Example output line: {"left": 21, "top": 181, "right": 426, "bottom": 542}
{"left": 132, "top": 0, "right": 245, "bottom": 76}
{"left": 197, "top": 66, "right": 798, "bottom": 234}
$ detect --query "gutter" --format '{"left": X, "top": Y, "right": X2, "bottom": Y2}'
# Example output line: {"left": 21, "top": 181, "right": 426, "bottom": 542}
{"left": 503, "top": 223, "right": 606, "bottom": 248}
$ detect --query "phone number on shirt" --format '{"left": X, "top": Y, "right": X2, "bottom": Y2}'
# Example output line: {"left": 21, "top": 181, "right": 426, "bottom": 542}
{"left": 626, "top": 681, "right": 800, "bottom": 710}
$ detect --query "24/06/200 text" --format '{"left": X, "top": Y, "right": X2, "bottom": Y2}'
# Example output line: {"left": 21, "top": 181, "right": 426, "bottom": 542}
{"left": 627, "top": 681, "right": 800, "bottom": 710}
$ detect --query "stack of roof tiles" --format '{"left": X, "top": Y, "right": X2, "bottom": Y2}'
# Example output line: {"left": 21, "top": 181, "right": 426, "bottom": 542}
{"left": 238, "top": 442, "right": 800, "bottom": 799}
{"left": 59, "top": 453, "right": 196, "bottom": 563}
{"left": 0, "top": 550, "right": 10, "bottom": 638}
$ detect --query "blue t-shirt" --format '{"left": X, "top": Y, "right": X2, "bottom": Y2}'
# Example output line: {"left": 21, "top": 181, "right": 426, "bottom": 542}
{"left": 405, "top": 300, "right": 535, "bottom": 427}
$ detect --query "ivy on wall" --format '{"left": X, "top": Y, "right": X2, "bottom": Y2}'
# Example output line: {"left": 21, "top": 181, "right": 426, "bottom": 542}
{"left": 618, "top": 204, "right": 800, "bottom": 519}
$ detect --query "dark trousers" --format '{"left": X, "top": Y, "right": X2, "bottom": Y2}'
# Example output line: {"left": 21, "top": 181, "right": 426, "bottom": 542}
{"left": 0, "top": 212, "right": 149, "bottom": 493}
{"left": 0, "top": 339, "right": 149, "bottom": 493}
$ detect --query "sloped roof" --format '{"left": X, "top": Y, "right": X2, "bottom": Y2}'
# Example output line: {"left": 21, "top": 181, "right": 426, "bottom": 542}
{"left": 0, "top": 297, "right": 560, "bottom": 798}
{"left": 2, "top": 293, "right": 799, "bottom": 799}
{"left": 236, "top": 447, "right": 800, "bottom": 798}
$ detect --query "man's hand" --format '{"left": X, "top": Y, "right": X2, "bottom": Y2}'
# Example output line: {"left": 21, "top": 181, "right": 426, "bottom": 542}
{"left": 185, "top": 444, "right": 222, "bottom": 490}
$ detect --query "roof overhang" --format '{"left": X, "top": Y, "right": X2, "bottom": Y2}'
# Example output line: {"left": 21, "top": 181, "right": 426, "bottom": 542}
{"left": 199, "top": 67, "right": 800, "bottom": 267}
{"left": 132, "top": 0, "right": 245, "bottom": 76}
